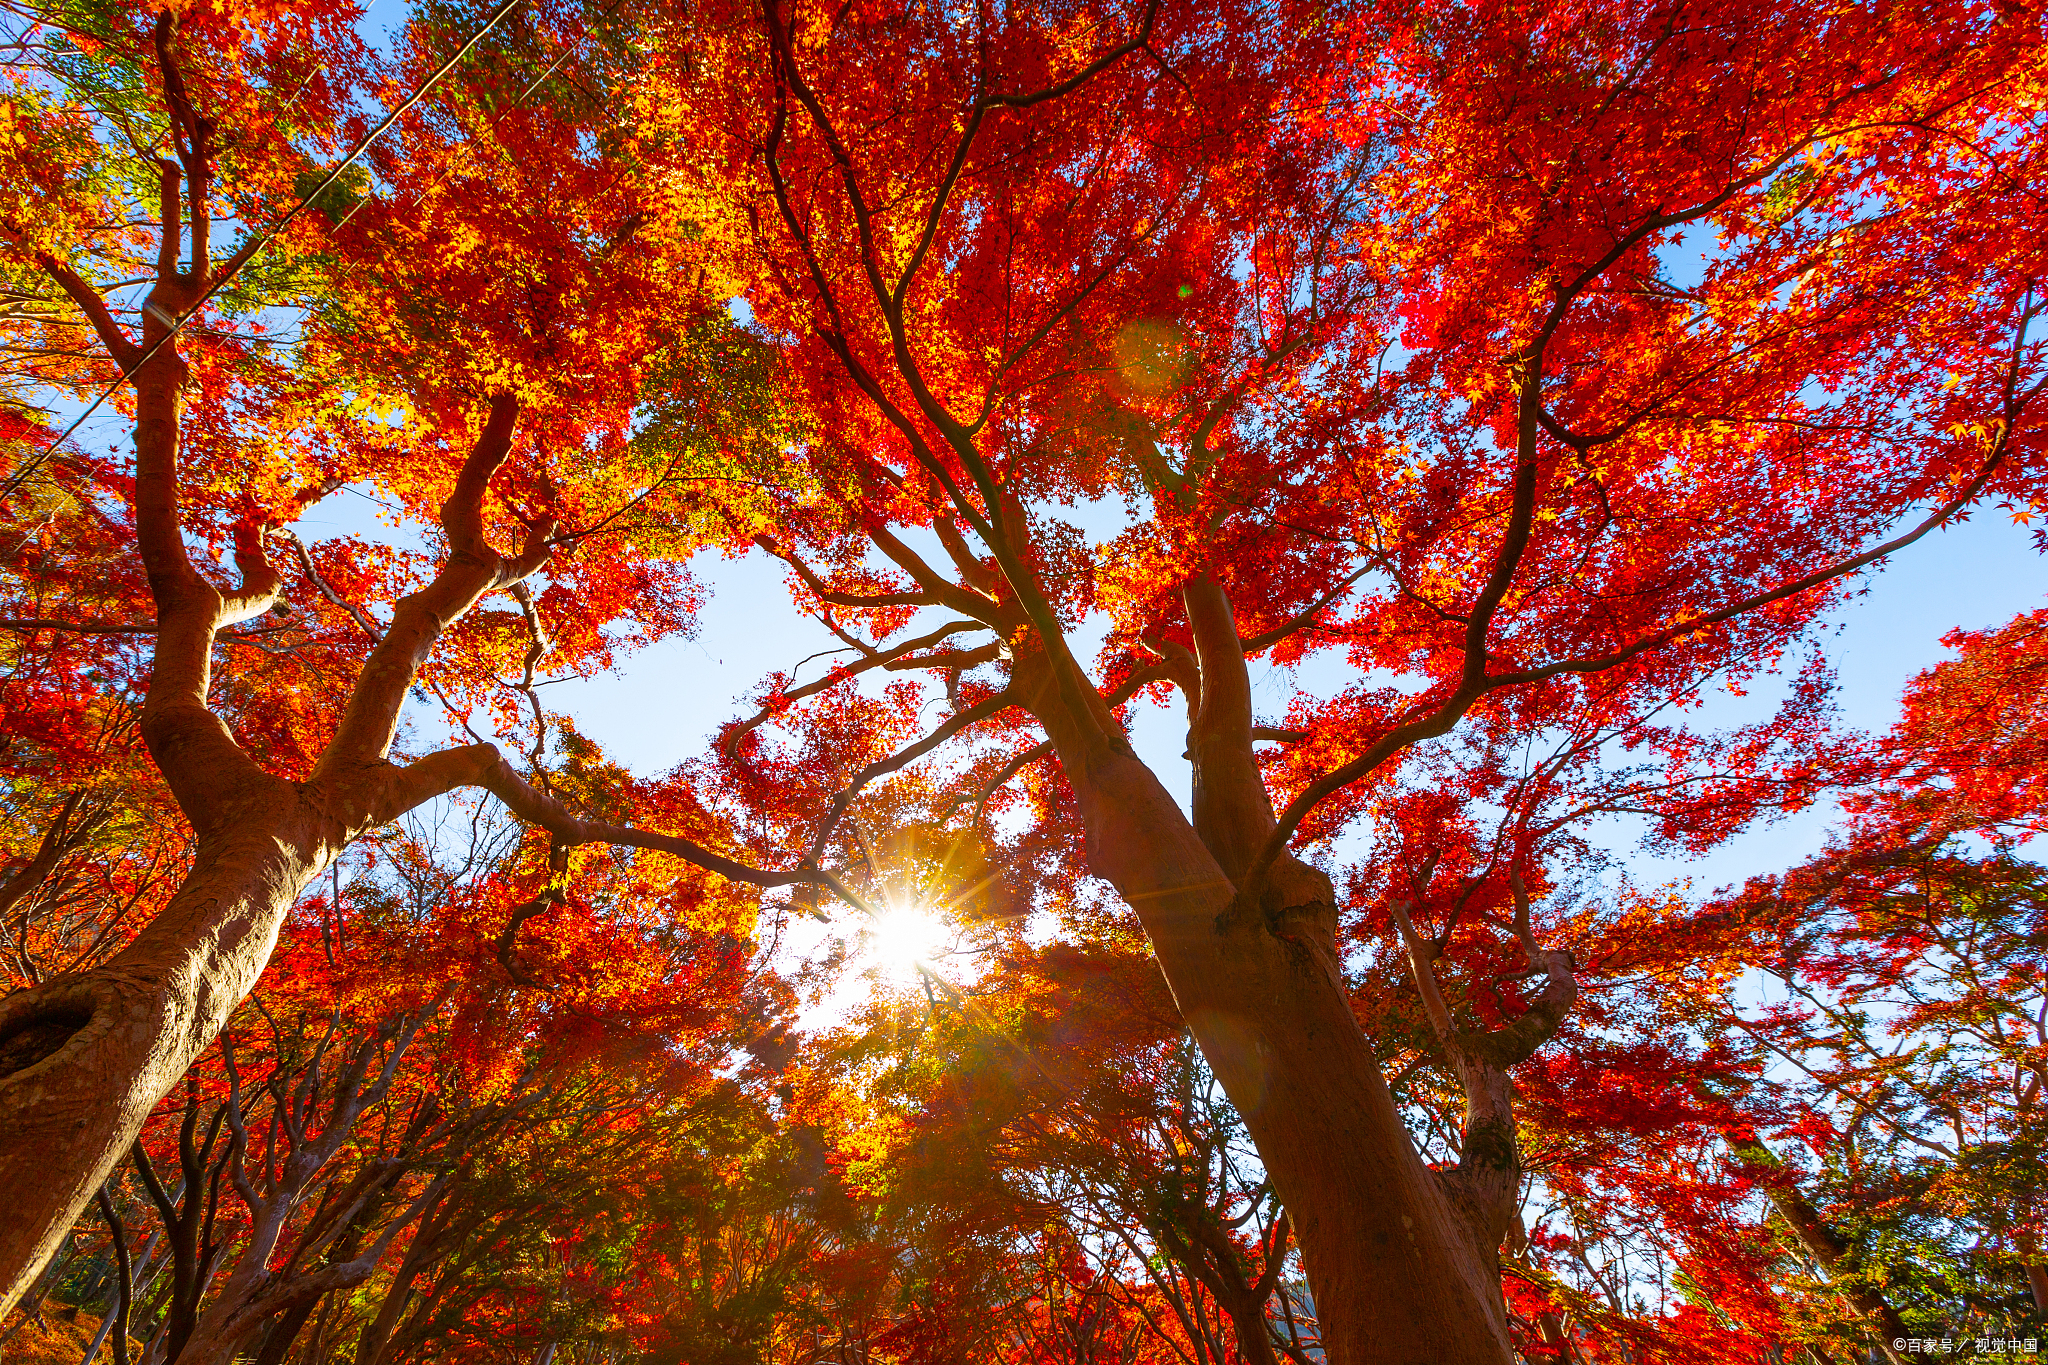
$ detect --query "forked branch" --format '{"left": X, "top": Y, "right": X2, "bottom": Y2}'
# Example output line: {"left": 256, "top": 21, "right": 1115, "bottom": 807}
{"left": 804, "top": 688, "right": 1018, "bottom": 864}
{"left": 316, "top": 393, "right": 554, "bottom": 772}
{"left": 378, "top": 742, "right": 827, "bottom": 893}
{"left": 753, "top": 533, "right": 945, "bottom": 610}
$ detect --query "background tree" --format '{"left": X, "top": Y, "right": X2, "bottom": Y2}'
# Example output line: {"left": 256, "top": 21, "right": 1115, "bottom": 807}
{"left": 1702, "top": 608, "right": 2048, "bottom": 1339}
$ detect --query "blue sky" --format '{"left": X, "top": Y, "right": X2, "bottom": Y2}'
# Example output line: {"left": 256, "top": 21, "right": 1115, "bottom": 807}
{"left": 530, "top": 494, "right": 2042, "bottom": 903}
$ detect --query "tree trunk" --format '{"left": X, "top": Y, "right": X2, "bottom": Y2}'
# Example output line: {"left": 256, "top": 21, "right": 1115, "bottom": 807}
{"left": 243, "top": 1172, "right": 406, "bottom": 1365}
{"left": 248, "top": 1290, "right": 318, "bottom": 1365}
{"left": 1535, "top": 1310, "right": 1580, "bottom": 1363}
{"left": 353, "top": 1234, "right": 434, "bottom": 1365}
{"left": 1724, "top": 1134, "right": 1908, "bottom": 1365}
{"left": 90, "top": 1188, "right": 132, "bottom": 1365}
{"left": 2016, "top": 1233, "right": 2048, "bottom": 1317}
{"left": 0, "top": 800, "right": 333, "bottom": 1314}
{"left": 1023, "top": 633, "right": 1514, "bottom": 1365}
{"left": 1150, "top": 1218, "right": 1282, "bottom": 1365}
{"left": 82, "top": 1306, "right": 121, "bottom": 1365}
{"left": 1217, "top": 1290, "right": 1281, "bottom": 1365}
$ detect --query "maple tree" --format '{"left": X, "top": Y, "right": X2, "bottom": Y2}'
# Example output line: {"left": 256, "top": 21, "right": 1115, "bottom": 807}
{"left": 4, "top": 0, "right": 2048, "bottom": 1357}
{"left": 1386, "top": 606, "right": 2048, "bottom": 1362}
{"left": 642, "top": 0, "right": 2048, "bottom": 1354}
{"left": 0, "top": 0, "right": 791, "bottom": 1298}
{"left": 1694, "top": 609, "right": 2048, "bottom": 1343}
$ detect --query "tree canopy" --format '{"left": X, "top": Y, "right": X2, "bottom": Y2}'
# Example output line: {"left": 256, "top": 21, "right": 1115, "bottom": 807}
{"left": 2, "top": 0, "right": 2046, "bottom": 1360}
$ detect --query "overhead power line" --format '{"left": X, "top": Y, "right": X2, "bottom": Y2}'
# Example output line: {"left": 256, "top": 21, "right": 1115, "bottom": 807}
{"left": 13, "top": 0, "right": 532, "bottom": 486}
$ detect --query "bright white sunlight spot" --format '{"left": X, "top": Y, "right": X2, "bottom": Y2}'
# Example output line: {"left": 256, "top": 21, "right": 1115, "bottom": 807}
{"left": 856, "top": 900, "right": 955, "bottom": 984}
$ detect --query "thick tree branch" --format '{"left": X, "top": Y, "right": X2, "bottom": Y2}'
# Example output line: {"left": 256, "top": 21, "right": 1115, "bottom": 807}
{"left": 376, "top": 742, "right": 824, "bottom": 891}
{"left": 936, "top": 659, "right": 1168, "bottom": 825}
{"left": 1137, "top": 631, "right": 1202, "bottom": 722}
{"left": 1252, "top": 726, "right": 1306, "bottom": 744}
{"left": 218, "top": 521, "right": 283, "bottom": 628}
{"left": 1457, "top": 871, "right": 1576, "bottom": 1069}
{"left": 28, "top": 254, "right": 140, "bottom": 368}
{"left": 0, "top": 617, "right": 158, "bottom": 635}
{"left": 153, "top": 154, "right": 184, "bottom": 285}
{"left": 753, "top": 533, "right": 941, "bottom": 609}
{"left": 1390, "top": 898, "right": 1457, "bottom": 1049}
{"left": 154, "top": 12, "right": 217, "bottom": 280}
{"left": 495, "top": 888, "right": 562, "bottom": 989}
{"left": 884, "top": 641, "right": 1002, "bottom": 672}
{"left": 932, "top": 514, "right": 1000, "bottom": 592}
{"left": 314, "top": 394, "right": 550, "bottom": 772}
{"left": 868, "top": 522, "right": 1010, "bottom": 623}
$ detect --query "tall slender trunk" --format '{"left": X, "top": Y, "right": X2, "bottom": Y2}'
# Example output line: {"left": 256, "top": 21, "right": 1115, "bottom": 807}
{"left": 90, "top": 1188, "right": 132, "bottom": 1365}
{"left": 82, "top": 1299, "right": 123, "bottom": 1365}
{"left": 1020, "top": 605, "right": 1516, "bottom": 1365}
{"left": 1723, "top": 1133, "right": 1908, "bottom": 1365}
{"left": 0, "top": 1237, "right": 73, "bottom": 1345}
{"left": 2014, "top": 1233, "right": 2048, "bottom": 1316}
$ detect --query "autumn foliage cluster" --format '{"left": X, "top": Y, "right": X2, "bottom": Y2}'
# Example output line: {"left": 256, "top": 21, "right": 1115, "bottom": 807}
{"left": 2, "top": 0, "right": 2047, "bottom": 1360}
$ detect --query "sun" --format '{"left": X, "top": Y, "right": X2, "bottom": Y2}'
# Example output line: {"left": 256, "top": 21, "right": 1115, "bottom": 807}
{"left": 858, "top": 900, "right": 954, "bottom": 984}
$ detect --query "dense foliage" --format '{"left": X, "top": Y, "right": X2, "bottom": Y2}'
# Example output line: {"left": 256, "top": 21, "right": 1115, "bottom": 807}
{"left": 3, "top": 0, "right": 2046, "bottom": 1359}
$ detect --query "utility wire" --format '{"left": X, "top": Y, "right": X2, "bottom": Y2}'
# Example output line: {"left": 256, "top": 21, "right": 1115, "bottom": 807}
{"left": 330, "top": 0, "right": 623, "bottom": 235}
{"left": 10, "top": 0, "right": 532, "bottom": 493}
